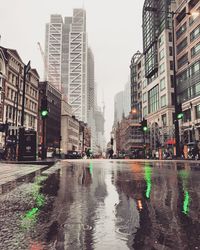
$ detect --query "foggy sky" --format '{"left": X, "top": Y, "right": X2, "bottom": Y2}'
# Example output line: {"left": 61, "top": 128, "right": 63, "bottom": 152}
{"left": 0, "top": 0, "right": 144, "bottom": 141}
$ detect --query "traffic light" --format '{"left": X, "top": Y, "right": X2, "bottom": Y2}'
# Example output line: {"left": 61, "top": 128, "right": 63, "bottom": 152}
{"left": 40, "top": 96, "right": 48, "bottom": 118}
{"left": 177, "top": 103, "right": 183, "bottom": 120}
{"left": 140, "top": 119, "right": 148, "bottom": 132}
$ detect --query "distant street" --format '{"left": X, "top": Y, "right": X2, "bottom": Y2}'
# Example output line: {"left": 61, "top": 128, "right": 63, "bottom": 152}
{"left": 0, "top": 159, "right": 199, "bottom": 250}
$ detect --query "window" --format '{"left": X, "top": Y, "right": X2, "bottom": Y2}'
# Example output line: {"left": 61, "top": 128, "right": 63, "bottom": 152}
{"left": 189, "top": 0, "right": 199, "bottom": 11}
{"left": 143, "top": 92, "right": 147, "bottom": 102}
{"left": 171, "top": 93, "right": 175, "bottom": 105}
{"left": 160, "top": 63, "right": 165, "bottom": 74}
{"left": 177, "top": 53, "right": 188, "bottom": 69}
{"left": 190, "top": 25, "right": 200, "bottom": 42}
{"left": 196, "top": 104, "right": 200, "bottom": 119}
{"left": 148, "top": 85, "right": 159, "bottom": 113}
{"left": 143, "top": 106, "right": 147, "bottom": 116}
{"left": 190, "top": 60, "right": 200, "bottom": 76}
{"left": 159, "top": 49, "right": 164, "bottom": 60}
{"left": 159, "top": 34, "right": 164, "bottom": 47}
{"left": 168, "top": 32, "right": 172, "bottom": 42}
{"left": 176, "top": 8, "right": 187, "bottom": 25}
{"left": 170, "top": 61, "right": 174, "bottom": 70}
{"left": 161, "top": 114, "right": 167, "bottom": 126}
{"left": 191, "top": 42, "right": 200, "bottom": 57}
{"left": 143, "top": 79, "right": 147, "bottom": 88}
{"left": 171, "top": 75, "right": 174, "bottom": 88}
{"left": 189, "top": 7, "right": 200, "bottom": 25}
{"left": 160, "top": 78, "right": 165, "bottom": 90}
{"left": 169, "top": 46, "right": 173, "bottom": 56}
{"left": 183, "top": 109, "right": 191, "bottom": 122}
{"left": 161, "top": 95, "right": 166, "bottom": 107}
{"left": 194, "top": 82, "right": 200, "bottom": 96}
{"left": 176, "top": 38, "right": 187, "bottom": 55}
{"left": 176, "top": 22, "right": 187, "bottom": 39}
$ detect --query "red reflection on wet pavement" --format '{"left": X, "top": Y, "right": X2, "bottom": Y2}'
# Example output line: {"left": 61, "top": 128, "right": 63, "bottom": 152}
{"left": 29, "top": 242, "right": 43, "bottom": 250}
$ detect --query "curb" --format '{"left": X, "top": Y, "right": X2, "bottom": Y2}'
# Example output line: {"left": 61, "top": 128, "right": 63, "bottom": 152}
{"left": 0, "top": 159, "right": 60, "bottom": 166}
{"left": 0, "top": 164, "right": 54, "bottom": 195}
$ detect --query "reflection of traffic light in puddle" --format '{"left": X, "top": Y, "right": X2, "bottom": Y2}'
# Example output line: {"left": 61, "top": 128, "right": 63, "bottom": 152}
{"left": 144, "top": 164, "right": 152, "bottom": 199}
{"left": 179, "top": 170, "right": 190, "bottom": 215}
{"left": 89, "top": 162, "right": 93, "bottom": 175}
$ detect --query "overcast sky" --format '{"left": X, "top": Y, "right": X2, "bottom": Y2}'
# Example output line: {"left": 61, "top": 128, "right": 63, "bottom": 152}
{"left": 0, "top": 0, "right": 144, "bottom": 141}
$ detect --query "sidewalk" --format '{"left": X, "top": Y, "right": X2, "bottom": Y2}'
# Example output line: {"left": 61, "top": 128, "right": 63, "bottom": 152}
{"left": 0, "top": 158, "right": 59, "bottom": 166}
{"left": 0, "top": 159, "right": 59, "bottom": 195}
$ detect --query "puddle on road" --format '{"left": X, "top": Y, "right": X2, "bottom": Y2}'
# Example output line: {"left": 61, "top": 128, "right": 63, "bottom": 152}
{"left": 3, "top": 161, "right": 199, "bottom": 250}
{"left": 30, "top": 161, "right": 200, "bottom": 249}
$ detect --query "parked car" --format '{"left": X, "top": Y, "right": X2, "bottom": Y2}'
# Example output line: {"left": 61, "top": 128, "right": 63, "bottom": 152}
{"left": 65, "top": 151, "right": 82, "bottom": 159}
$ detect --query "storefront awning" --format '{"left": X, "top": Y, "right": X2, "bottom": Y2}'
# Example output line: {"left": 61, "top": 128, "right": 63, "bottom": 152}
{"left": 165, "top": 139, "right": 176, "bottom": 145}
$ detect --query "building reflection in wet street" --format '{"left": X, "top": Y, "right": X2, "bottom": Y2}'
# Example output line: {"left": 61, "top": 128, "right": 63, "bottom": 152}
{"left": 27, "top": 160, "right": 200, "bottom": 250}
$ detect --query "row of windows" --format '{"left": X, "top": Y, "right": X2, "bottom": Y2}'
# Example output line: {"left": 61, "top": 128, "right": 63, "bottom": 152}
{"left": 177, "top": 53, "right": 188, "bottom": 69}
{"left": 177, "top": 60, "right": 200, "bottom": 84}
{"left": 178, "top": 81, "right": 200, "bottom": 103}
{"left": 5, "top": 105, "right": 36, "bottom": 128}
{"left": 191, "top": 41, "right": 200, "bottom": 57}
{"left": 6, "top": 87, "right": 37, "bottom": 112}
{"left": 190, "top": 24, "right": 200, "bottom": 41}
{"left": 176, "top": 18, "right": 200, "bottom": 42}
{"left": 181, "top": 104, "right": 200, "bottom": 122}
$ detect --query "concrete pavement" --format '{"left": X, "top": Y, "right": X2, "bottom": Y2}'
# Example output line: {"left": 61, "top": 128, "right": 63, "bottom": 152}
{"left": 0, "top": 161, "right": 57, "bottom": 195}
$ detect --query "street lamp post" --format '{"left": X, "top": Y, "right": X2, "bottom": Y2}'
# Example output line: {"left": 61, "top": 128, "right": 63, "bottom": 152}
{"left": 171, "top": 10, "right": 181, "bottom": 158}
{"left": 21, "top": 61, "right": 31, "bottom": 127}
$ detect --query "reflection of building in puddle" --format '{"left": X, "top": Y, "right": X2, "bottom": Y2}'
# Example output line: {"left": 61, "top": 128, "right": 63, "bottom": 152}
{"left": 46, "top": 162, "right": 108, "bottom": 249}
{"left": 114, "top": 162, "right": 200, "bottom": 249}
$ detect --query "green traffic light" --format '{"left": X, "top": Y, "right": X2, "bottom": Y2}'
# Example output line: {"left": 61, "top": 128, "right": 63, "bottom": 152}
{"left": 177, "top": 113, "right": 184, "bottom": 119}
{"left": 41, "top": 110, "right": 48, "bottom": 117}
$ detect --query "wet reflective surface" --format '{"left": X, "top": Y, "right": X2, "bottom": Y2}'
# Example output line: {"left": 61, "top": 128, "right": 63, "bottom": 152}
{"left": 1, "top": 160, "right": 200, "bottom": 249}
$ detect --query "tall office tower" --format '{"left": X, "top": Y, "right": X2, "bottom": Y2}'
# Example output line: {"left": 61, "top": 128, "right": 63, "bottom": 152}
{"left": 87, "top": 47, "right": 95, "bottom": 119}
{"left": 45, "top": 9, "right": 88, "bottom": 122}
{"left": 45, "top": 15, "right": 63, "bottom": 91}
{"left": 142, "top": 0, "right": 177, "bottom": 149}
{"left": 123, "top": 80, "right": 131, "bottom": 117}
{"left": 87, "top": 47, "right": 97, "bottom": 152}
{"left": 95, "top": 106, "right": 106, "bottom": 154}
{"left": 68, "top": 9, "right": 88, "bottom": 122}
{"left": 62, "top": 16, "right": 72, "bottom": 95}
{"left": 114, "top": 91, "right": 124, "bottom": 124}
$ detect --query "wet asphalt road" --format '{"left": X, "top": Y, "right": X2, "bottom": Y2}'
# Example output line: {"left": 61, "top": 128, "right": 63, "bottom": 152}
{"left": 0, "top": 160, "right": 200, "bottom": 250}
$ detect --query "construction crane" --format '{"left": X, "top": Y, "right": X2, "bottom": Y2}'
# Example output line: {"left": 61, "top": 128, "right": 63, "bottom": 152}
{"left": 37, "top": 42, "right": 48, "bottom": 81}
{"left": 37, "top": 42, "right": 66, "bottom": 97}
{"left": 37, "top": 42, "right": 58, "bottom": 84}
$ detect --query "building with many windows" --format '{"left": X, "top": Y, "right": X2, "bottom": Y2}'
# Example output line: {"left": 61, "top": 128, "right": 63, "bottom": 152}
{"left": 130, "top": 51, "right": 143, "bottom": 121}
{"left": 0, "top": 46, "right": 39, "bottom": 158}
{"left": 45, "top": 9, "right": 88, "bottom": 123}
{"left": 142, "top": 0, "right": 177, "bottom": 151}
{"left": 175, "top": 0, "right": 200, "bottom": 143}
{"left": 38, "top": 81, "right": 62, "bottom": 154}
{"left": 45, "top": 15, "right": 63, "bottom": 91}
